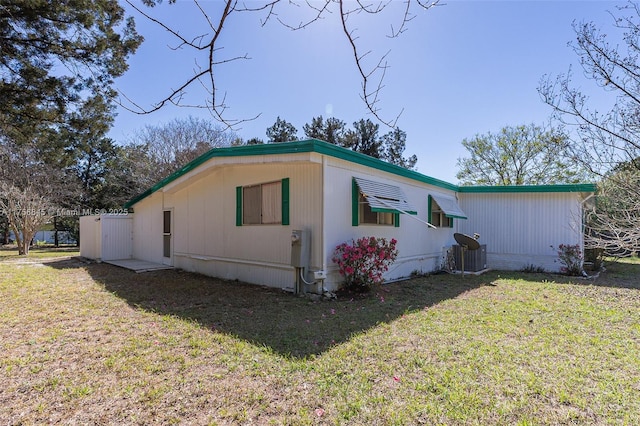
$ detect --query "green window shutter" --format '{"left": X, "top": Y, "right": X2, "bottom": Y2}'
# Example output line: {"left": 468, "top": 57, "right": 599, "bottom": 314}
{"left": 449, "top": 218, "right": 454, "bottom": 228}
{"left": 352, "top": 179, "right": 359, "bottom": 226}
{"left": 394, "top": 212, "right": 400, "bottom": 228}
{"left": 281, "top": 178, "right": 290, "bottom": 225}
{"left": 427, "top": 195, "right": 432, "bottom": 224}
{"left": 236, "top": 186, "right": 243, "bottom": 226}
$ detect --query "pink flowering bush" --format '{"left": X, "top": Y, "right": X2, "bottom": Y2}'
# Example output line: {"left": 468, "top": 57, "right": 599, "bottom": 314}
{"left": 555, "top": 243, "right": 584, "bottom": 276}
{"left": 332, "top": 236, "right": 399, "bottom": 291}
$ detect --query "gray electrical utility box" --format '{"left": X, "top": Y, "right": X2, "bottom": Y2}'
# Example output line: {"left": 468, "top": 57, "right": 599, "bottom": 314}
{"left": 290, "top": 229, "right": 310, "bottom": 268}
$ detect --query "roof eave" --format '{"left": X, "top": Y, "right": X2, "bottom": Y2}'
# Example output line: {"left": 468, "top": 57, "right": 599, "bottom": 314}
{"left": 124, "top": 139, "right": 458, "bottom": 208}
{"left": 457, "top": 183, "right": 597, "bottom": 194}
{"left": 123, "top": 139, "right": 598, "bottom": 209}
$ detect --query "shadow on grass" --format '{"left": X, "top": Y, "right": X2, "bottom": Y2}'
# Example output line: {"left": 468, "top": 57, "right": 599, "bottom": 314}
{"left": 46, "top": 260, "right": 496, "bottom": 358}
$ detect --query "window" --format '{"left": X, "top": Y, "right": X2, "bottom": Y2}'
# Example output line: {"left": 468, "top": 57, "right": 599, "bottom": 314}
{"left": 430, "top": 201, "right": 452, "bottom": 228}
{"left": 359, "top": 192, "right": 395, "bottom": 225}
{"left": 428, "top": 194, "right": 467, "bottom": 228}
{"left": 236, "top": 178, "right": 289, "bottom": 226}
{"left": 352, "top": 177, "right": 417, "bottom": 227}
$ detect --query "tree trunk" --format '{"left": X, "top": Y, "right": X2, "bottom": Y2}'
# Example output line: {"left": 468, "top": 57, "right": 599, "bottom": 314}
{"left": 11, "top": 224, "right": 26, "bottom": 255}
{"left": 54, "top": 216, "right": 59, "bottom": 247}
{"left": 20, "top": 238, "right": 30, "bottom": 255}
{"left": 12, "top": 223, "right": 38, "bottom": 256}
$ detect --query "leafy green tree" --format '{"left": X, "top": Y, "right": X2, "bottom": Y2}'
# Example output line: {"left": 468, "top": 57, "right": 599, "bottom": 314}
{"left": 246, "top": 137, "right": 265, "bottom": 145}
{"left": 97, "top": 144, "right": 159, "bottom": 208}
{"left": 303, "top": 116, "right": 347, "bottom": 145}
{"left": 62, "top": 96, "right": 118, "bottom": 202}
{"left": 30, "top": 95, "right": 135, "bottom": 247}
{"left": 300, "top": 116, "right": 418, "bottom": 169}
{"left": 381, "top": 127, "right": 417, "bottom": 170}
{"left": 266, "top": 117, "right": 298, "bottom": 143}
{"left": 342, "top": 119, "right": 418, "bottom": 169}
{"left": 53, "top": 142, "right": 157, "bottom": 246}
{"left": 344, "top": 119, "right": 382, "bottom": 158}
{"left": 456, "top": 124, "right": 586, "bottom": 185}
{"left": 0, "top": 0, "right": 141, "bottom": 254}
{"left": 0, "top": 1, "right": 141, "bottom": 130}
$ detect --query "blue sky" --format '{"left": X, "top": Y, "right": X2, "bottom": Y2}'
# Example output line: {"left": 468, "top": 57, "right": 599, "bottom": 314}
{"left": 111, "top": 1, "right": 624, "bottom": 183}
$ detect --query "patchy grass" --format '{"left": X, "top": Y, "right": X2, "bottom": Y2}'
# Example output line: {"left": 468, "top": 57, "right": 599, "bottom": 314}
{"left": 0, "top": 245, "right": 79, "bottom": 261}
{"left": 1, "top": 256, "right": 639, "bottom": 424}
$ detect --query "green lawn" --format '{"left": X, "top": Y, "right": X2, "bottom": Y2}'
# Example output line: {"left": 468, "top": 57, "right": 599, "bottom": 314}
{"left": 1, "top": 253, "right": 639, "bottom": 424}
{"left": 0, "top": 245, "right": 79, "bottom": 260}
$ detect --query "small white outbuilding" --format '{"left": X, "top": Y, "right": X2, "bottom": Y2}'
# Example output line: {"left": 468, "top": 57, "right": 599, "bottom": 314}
{"left": 79, "top": 214, "right": 132, "bottom": 262}
{"left": 80, "top": 139, "right": 595, "bottom": 292}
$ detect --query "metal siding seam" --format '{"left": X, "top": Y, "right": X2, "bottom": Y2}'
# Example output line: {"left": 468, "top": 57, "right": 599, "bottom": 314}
{"left": 281, "top": 177, "right": 290, "bottom": 226}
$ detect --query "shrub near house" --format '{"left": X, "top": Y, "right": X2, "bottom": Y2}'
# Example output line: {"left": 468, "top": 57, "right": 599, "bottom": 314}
{"left": 332, "top": 237, "right": 398, "bottom": 291}
{"left": 555, "top": 244, "right": 584, "bottom": 276}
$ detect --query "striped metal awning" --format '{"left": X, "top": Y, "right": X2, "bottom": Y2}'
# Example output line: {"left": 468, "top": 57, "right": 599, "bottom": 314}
{"left": 430, "top": 193, "right": 467, "bottom": 219}
{"left": 354, "top": 177, "right": 417, "bottom": 215}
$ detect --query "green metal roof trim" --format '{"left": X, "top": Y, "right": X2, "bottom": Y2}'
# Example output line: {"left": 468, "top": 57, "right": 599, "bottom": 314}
{"left": 124, "top": 139, "right": 596, "bottom": 208}
{"left": 124, "top": 139, "right": 458, "bottom": 208}
{"left": 457, "top": 183, "right": 597, "bottom": 193}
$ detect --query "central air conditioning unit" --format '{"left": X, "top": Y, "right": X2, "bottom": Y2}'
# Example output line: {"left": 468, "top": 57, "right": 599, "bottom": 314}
{"left": 453, "top": 244, "right": 487, "bottom": 272}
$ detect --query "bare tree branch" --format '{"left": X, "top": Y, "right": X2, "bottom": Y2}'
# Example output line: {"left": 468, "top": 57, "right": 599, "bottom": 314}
{"left": 339, "top": 0, "right": 400, "bottom": 127}
{"left": 119, "top": 0, "right": 439, "bottom": 129}
{"left": 119, "top": 0, "right": 260, "bottom": 128}
{"left": 540, "top": 2, "right": 640, "bottom": 255}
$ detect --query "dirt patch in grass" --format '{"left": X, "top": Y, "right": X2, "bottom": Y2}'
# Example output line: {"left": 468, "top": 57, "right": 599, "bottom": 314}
{"left": 1, "top": 258, "right": 639, "bottom": 424}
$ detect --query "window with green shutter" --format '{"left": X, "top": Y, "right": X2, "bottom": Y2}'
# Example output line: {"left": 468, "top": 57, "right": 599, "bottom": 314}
{"left": 236, "top": 178, "right": 290, "bottom": 226}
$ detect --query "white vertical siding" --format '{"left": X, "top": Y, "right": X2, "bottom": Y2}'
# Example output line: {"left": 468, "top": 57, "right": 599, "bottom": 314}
{"left": 79, "top": 215, "right": 101, "bottom": 260}
{"left": 80, "top": 214, "right": 133, "bottom": 261}
{"left": 322, "top": 157, "right": 459, "bottom": 289}
{"left": 167, "top": 161, "right": 323, "bottom": 289}
{"left": 101, "top": 215, "right": 133, "bottom": 261}
{"left": 458, "top": 192, "right": 584, "bottom": 272}
{"left": 132, "top": 192, "right": 164, "bottom": 264}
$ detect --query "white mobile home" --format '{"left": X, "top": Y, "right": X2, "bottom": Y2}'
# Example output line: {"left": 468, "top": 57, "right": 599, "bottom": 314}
{"left": 80, "top": 139, "right": 595, "bottom": 292}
